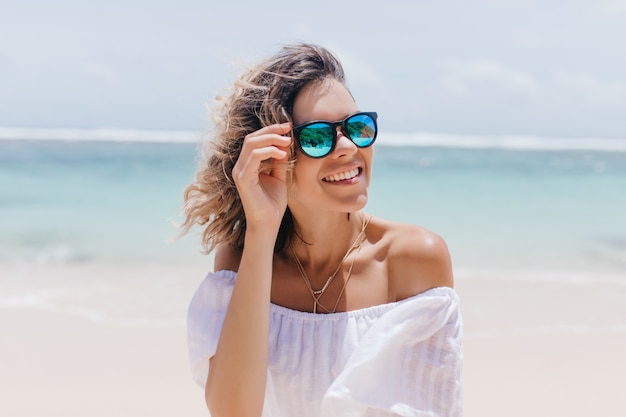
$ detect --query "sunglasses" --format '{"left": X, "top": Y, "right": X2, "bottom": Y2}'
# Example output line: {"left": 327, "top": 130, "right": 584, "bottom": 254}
{"left": 292, "top": 111, "right": 378, "bottom": 158}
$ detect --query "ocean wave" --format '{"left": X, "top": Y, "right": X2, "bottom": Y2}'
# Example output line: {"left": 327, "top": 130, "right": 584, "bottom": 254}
{"left": 384, "top": 132, "right": 626, "bottom": 152}
{"left": 454, "top": 266, "right": 626, "bottom": 286}
{"left": 0, "top": 245, "right": 90, "bottom": 265}
{"left": 0, "top": 126, "right": 200, "bottom": 143}
{"left": 2, "top": 126, "right": 626, "bottom": 151}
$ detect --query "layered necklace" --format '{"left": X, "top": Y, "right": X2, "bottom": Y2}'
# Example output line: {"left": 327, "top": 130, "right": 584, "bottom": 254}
{"left": 290, "top": 214, "right": 372, "bottom": 314}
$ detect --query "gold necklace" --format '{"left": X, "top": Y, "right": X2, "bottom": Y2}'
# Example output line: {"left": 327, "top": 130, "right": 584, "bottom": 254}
{"left": 290, "top": 214, "right": 371, "bottom": 313}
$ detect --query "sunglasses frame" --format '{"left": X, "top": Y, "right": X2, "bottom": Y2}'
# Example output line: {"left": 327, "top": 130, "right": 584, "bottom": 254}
{"left": 292, "top": 111, "right": 378, "bottom": 158}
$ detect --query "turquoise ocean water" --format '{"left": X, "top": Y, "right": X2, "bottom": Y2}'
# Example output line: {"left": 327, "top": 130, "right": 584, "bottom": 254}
{"left": 1, "top": 132, "right": 625, "bottom": 283}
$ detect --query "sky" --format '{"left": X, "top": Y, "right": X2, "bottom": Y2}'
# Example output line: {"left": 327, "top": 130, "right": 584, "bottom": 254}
{"left": 1, "top": 0, "right": 625, "bottom": 137}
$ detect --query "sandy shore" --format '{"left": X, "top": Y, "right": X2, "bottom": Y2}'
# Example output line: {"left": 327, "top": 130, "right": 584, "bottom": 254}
{"left": 1, "top": 263, "right": 625, "bottom": 416}
{"left": 0, "top": 309, "right": 207, "bottom": 417}
{"left": 0, "top": 262, "right": 209, "bottom": 417}
{"left": 457, "top": 278, "right": 626, "bottom": 417}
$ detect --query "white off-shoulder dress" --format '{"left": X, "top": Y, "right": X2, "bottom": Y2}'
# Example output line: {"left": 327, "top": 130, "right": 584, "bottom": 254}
{"left": 187, "top": 270, "right": 463, "bottom": 417}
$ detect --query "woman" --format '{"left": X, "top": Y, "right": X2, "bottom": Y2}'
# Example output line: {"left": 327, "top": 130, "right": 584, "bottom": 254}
{"left": 182, "top": 43, "right": 463, "bottom": 417}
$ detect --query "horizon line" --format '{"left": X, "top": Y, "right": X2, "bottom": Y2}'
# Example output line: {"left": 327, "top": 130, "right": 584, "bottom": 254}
{"left": 1, "top": 126, "right": 626, "bottom": 152}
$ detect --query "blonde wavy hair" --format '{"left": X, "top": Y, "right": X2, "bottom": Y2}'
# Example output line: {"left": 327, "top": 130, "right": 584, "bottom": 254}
{"left": 180, "top": 43, "right": 346, "bottom": 254}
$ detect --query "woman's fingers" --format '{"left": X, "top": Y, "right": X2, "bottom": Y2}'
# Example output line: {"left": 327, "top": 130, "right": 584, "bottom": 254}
{"left": 232, "top": 123, "right": 292, "bottom": 191}
{"left": 231, "top": 123, "right": 293, "bottom": 228}
{"left": 246, "top": 122, "right": 291, "bottom": 139}
{"left": 242, "top": 124, "right": 292, "bottom": 157}
{"left": 234, "top": 123, "right": 292, "bottom": 181}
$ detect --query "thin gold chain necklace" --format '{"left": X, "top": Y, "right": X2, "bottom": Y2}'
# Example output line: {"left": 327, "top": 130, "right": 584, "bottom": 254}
{"left": 290, "top": 214, "right": 371, "bottom": 313}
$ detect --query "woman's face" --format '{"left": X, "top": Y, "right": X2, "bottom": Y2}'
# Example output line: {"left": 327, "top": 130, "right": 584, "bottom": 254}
{"left": 288, "top": 78, "right": 374, "bottom": 215}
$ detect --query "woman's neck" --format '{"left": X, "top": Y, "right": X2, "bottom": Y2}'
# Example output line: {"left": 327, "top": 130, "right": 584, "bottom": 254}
{"left": 288, "top": 211, "right": 364, "bottom": 277}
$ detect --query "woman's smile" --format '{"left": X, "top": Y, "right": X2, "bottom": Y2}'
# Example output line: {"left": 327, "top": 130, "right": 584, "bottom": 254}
{"left": 322, "top": 167, "right": 361, "bottom": 183}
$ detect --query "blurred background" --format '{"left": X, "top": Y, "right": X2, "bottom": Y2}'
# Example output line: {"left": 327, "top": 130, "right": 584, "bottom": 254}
{"left": 2, "top": 0, "right": 626, "bottom": 136}
{"left": 1, "top": 0, "right": 625, "bottom": 268}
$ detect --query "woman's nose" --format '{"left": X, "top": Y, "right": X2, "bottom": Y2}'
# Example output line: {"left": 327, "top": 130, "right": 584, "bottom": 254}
{"left": 332, "top": 127, "right": 358, "bottom": 157}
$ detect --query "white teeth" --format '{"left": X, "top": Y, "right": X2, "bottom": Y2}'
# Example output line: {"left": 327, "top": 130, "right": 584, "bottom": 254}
{"left": 324, "top": 168, "right": 359, "bottom": 182}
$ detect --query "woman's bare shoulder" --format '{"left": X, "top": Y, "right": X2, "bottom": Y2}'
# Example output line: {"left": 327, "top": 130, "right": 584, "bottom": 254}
{"left": 213, "top": 244, "right": 242, "bottom": 273}
{"left": 369, "top": 216, "right": 454, "bottom": 300}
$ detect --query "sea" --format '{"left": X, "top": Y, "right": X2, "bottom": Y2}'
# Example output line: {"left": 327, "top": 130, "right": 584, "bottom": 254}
{"left": 1, "top": 127, "right": 625, "bottom": 325}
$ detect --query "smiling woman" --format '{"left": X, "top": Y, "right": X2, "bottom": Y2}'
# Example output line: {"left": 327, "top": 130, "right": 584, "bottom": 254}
{"left": 180, "top": 43, "right": 462, "bottom": 417}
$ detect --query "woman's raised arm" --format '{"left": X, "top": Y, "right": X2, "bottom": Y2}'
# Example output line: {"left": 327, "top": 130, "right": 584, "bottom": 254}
{"left": 204, "top": 123, "right": 291, "bottom": 417}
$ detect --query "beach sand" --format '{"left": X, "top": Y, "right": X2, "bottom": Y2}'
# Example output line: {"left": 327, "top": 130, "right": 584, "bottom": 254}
{"left": 458, "top": 278, "right": 626, "bottom": 417}
{"left": 0, "top": 263, "right": 209, "bottom": 417}
{"left": 1, "top": 263, "right": 625, "bottom": 417}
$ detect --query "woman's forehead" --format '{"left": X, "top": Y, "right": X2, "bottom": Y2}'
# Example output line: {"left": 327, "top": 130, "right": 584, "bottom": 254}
{"left": 292, "top": 79, "right": 357, "bottom": 125}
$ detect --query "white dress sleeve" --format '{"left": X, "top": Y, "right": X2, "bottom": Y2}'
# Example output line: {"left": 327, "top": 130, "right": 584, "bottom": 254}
{"left": 321, "top": 287, "right": 463, "bottom": 417}
{"left": 186, "top": 270, "right": 237, "bottom": 387}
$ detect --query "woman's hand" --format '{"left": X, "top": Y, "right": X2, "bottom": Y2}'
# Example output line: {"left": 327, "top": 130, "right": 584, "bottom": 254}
{"left": 232, "top": 122, "right": 292, "bottom": 233}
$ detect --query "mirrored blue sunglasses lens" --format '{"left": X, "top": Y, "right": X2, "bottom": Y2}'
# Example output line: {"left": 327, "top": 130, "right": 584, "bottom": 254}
{"left": 345, "top": 113, "right": 377, "bottom": 147}
{"left": 298, "top": 123, "right": 334, "bottom": 157}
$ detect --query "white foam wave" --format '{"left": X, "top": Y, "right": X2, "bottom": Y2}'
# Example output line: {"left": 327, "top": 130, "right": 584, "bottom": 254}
{"left": 453, "top": 266, "right": 626, "bottom": 286}
{"left": 384, "top": 132, "right": 626, "bottom": 152}
{"left": 0, "top": 245, "right": 88, "bottom": 265}
{"left": 2, "top": 126, "right": 626, "bottom": 151}
{"left": 0, "top": 126, "right": 199, "bottom": 143}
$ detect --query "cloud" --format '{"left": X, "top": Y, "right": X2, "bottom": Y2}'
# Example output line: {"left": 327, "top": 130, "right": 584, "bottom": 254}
{"left": 439, "top": 60, "right": 540, "bottom": 101}
{"left": 554, "top": 70, "right": 626, "bottom": 107}
{"left": 603, "top": 0, "right": 626, "bottom": 13}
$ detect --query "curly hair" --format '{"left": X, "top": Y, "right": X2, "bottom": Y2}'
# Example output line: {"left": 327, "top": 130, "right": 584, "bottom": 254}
{"left": 180, "top": 43, "right": 346, "bottom": 254}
